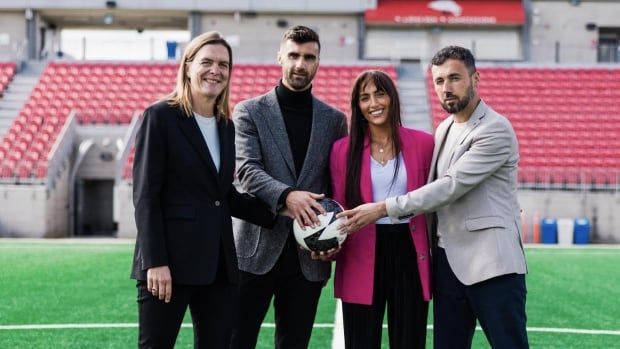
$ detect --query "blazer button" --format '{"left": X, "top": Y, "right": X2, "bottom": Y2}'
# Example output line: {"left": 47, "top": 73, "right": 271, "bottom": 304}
{"left": 410, "top": 225, "right": 416, "bottom": 232}
{"left": 418, "top": 254, "right": 425, "bottom": 260}
{"left": 214, "top": 200, "right": 221, "bottom": 207}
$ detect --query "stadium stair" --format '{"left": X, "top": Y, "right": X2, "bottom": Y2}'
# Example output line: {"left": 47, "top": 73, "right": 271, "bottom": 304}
{"left": 0, "top": 62, "right": 43, "bottom": 138}
{"left": 0, "top": 62, "right": 17, "bottom": 136}
{"left": 397, "top": 63, "right": 433, "bottom": 133}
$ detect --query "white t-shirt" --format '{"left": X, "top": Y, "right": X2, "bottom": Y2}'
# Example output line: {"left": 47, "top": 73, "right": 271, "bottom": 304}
{"left": 436, "top": 120, "right": 468, "bottom": 247}
{"left": 193, "top": 112, "right": 220, "bottom": 172}
{"left": 371, "top": 153, "right": 409, "bottom": 225}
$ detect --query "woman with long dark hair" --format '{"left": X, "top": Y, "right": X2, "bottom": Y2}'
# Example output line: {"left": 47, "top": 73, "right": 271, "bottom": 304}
{"left": 329, "top": 70, "right": 434, "bottom": 348}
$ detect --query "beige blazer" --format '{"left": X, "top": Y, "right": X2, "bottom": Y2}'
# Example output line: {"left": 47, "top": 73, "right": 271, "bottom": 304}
{"left": 385, "top": 100, "right": 527, "bottom": 285}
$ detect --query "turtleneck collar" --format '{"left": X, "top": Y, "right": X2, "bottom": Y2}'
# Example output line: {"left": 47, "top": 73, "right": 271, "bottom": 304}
{"left": 276, "top": 80, "right": 313, "bottom": 108}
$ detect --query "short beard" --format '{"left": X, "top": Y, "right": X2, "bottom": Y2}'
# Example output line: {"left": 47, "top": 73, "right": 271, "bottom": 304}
{"left": 286, "top": 77, "right": 310, "bottom": 90}
{"left": 285, "top": 71, "right": 314, "bottom": 90}
{"left": 286, "top": 76, "right": 312, "bottom": 90}
{"left": 441, "top": 83, "right": 474, "bottom": 114}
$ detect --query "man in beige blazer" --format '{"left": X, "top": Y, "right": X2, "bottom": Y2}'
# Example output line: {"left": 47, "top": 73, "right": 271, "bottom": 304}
{"left": 339, "top": 46, "right": 528, "bottom": 348}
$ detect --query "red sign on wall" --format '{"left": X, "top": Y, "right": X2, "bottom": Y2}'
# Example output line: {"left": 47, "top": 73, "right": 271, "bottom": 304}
{"left": 365, "top": 0, "right": 525, "bottom": 26}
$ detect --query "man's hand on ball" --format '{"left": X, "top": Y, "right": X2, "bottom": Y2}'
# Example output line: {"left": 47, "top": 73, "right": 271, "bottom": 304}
{"left": 285, "top": 191, "right": 325, "bottom": 229}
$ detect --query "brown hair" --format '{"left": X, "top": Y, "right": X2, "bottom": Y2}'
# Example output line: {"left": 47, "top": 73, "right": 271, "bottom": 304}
{"left": 431, "top": 45, "right": 477, "bottom": 75}
{"left": 281, "top": 25, "right": 321, "bottom": 52}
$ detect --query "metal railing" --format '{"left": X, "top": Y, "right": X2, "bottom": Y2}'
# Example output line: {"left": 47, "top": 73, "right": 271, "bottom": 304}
{"left": 518, "top": 167, "right": 620, "bottom": 192}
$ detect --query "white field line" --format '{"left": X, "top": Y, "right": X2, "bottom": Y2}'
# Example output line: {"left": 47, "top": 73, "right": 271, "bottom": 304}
{"left": 1, "top": 323, "right": 619, "bottom": 336}
{"left": 523, "top": 243, "right": 620, "bottom": 250}
{"left": 331, "top": 300, "right": 345, "bottom": 349}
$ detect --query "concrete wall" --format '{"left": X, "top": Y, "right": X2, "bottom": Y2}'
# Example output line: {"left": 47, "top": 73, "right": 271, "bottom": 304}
{"left": 439, "top": 28, "right": 522, "bottom": 61}
{"left": 0, "top": 11, "right": 27, "bottom": 60}
{"left": 200, "top": 13, "right": 360, "bottom": 62}
{"left": 0, "top": 164, "right": 69, "bottom": 237}
{"left": 4, "top": 178, "right": 619, "bottom": 241}
{"left": 366, "top": 27, "right": 522, "bottom": 61}
{"left": 75, "top": 125, "right": 126, "bottom": 179}
{"left": 530, "top": 0, "right": 620, "bottom": 63}
{"left": 46, "top": 165, "right": 70, "bottom": 236}
{"left": 0, "top": 0, "right": 375, "bottom": 12}
{"left": 519, "top": 189, "right": 620, "bottom": 243}
{"left": 115, "top": 180, "right": 136, "bottom": 238}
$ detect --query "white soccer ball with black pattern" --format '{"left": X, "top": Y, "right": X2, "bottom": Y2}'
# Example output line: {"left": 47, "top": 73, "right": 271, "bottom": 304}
{"left": 293, "top": 198, "right": 347, "bottom": 252}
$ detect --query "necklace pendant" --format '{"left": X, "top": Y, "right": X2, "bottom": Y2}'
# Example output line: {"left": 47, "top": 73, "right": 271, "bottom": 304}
{"left": 379, "top": 148, "right": 384, "bottom": 153}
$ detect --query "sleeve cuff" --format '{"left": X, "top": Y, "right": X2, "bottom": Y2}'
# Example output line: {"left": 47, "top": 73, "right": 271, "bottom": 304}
{"left": 385, "top": 196, "right": 414, "bottom": 223}
{"left": 276, "top": 187, "right": 293, "bottom": 212}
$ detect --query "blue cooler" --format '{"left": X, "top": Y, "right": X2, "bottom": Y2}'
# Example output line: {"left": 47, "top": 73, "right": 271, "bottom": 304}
{"left": 541, "top": 218, "right": 558, "bottom": 244}
{"left": 574, "top": 218, "right": 590, "bottom": 244}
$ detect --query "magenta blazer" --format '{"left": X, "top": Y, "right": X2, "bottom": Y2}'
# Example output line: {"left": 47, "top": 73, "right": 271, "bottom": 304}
{"left": 329, "top": 127, "right": 435, "bottom": 304}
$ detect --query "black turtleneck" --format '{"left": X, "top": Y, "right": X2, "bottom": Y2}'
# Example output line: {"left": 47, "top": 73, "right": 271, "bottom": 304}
{"left": 275, "top": 80, "right": 313, "bottom": 176}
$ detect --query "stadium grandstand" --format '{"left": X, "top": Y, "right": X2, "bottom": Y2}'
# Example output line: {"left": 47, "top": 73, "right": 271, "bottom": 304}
{"left": 0, "top": 0, "right": 619, "bottom": 245}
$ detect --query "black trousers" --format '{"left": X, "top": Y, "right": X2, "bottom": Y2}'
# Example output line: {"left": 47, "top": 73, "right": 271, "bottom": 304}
{"left": 230, "top": 235, "right": 324, "bottom": 349}
{"left": 342, "top": 223, "right": 429, "bottom": 349}
{"left": 433, "top": 247, "right": 529, "bottom": 349}
{"left": 137, "top": 251, "right": 238, "bottom": 349}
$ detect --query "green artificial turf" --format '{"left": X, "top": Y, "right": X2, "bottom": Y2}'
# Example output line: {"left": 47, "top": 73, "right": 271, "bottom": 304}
{"left": 1, "top": 241, "right": 619, "bottom": 348}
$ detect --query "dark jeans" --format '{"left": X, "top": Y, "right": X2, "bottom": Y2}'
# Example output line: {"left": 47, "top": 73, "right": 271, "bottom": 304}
{"left": 433, "top": 247, "right": 529, "bottom": 349}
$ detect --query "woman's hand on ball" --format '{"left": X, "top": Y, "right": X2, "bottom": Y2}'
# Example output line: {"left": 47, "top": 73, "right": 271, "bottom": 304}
{"left": 337, "top": 201, "right": 388, "bottom": 234}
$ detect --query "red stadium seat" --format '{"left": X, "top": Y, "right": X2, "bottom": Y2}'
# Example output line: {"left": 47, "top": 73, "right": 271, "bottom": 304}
{"left": 429, "top": 66, "right": 620, "bottom": 186}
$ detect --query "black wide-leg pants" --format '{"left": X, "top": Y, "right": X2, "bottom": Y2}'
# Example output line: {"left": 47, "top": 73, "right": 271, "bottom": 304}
{"left": 342, "top": 223, "right": 429, "bottom": 349}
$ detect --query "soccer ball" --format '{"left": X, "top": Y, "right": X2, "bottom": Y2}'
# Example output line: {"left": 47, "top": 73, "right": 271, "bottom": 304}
{"left": 293, "top": 198, "right": 347, "bottom": 252}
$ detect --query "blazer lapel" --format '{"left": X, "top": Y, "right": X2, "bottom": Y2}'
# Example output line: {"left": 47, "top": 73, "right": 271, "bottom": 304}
{"left": 217, "top": 118, "right": 231, "bottom": 184}
{"left": 430, "top": 115, "right": 452, "bottom": 182}
{"left": 175, "top": 111, "right": 220, "bottom": 183}
{"left": 399, "top": 128, "right": 421, "bottom": 192}
{"left": 296, "top": 98, "right": 324, "bottom": 186}
{"left": 360, "top": 135, "right": 373, "bottom": 203}
{"left": 447, "top": 101, "right": 487, "bottom": 166}
{"left": 261, "top": 90, "right": 296, "bottom": 179}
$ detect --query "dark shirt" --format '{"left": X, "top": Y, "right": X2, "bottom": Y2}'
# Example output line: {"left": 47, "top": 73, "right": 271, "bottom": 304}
{"left": 275, "top": 80, "right": 314, "bottom": 205}
{"left": 276, "top": 80, "right": 314, "bottom": 176}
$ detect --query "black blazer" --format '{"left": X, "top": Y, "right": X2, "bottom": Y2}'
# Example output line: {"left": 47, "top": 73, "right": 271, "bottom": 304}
{"left": 130, "top": 101, "right": 274, "bottom": 285}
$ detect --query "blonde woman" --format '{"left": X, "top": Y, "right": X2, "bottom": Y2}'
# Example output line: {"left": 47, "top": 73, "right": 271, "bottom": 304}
{"left": 130, "top": 31, "right": 276, "bottom": 348}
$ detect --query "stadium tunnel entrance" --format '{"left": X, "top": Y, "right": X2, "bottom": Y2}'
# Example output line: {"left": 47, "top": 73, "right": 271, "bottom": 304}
{"left": 75, "top": 178, "right": 115, "bottom": 236}
{"left": 69, "top": 125, "right": 126, "bottom": 237}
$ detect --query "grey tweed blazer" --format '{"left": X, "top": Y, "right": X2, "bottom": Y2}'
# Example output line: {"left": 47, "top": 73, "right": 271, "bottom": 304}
{"left": 232, "top": 88, "right": 347, "bottom": 282}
